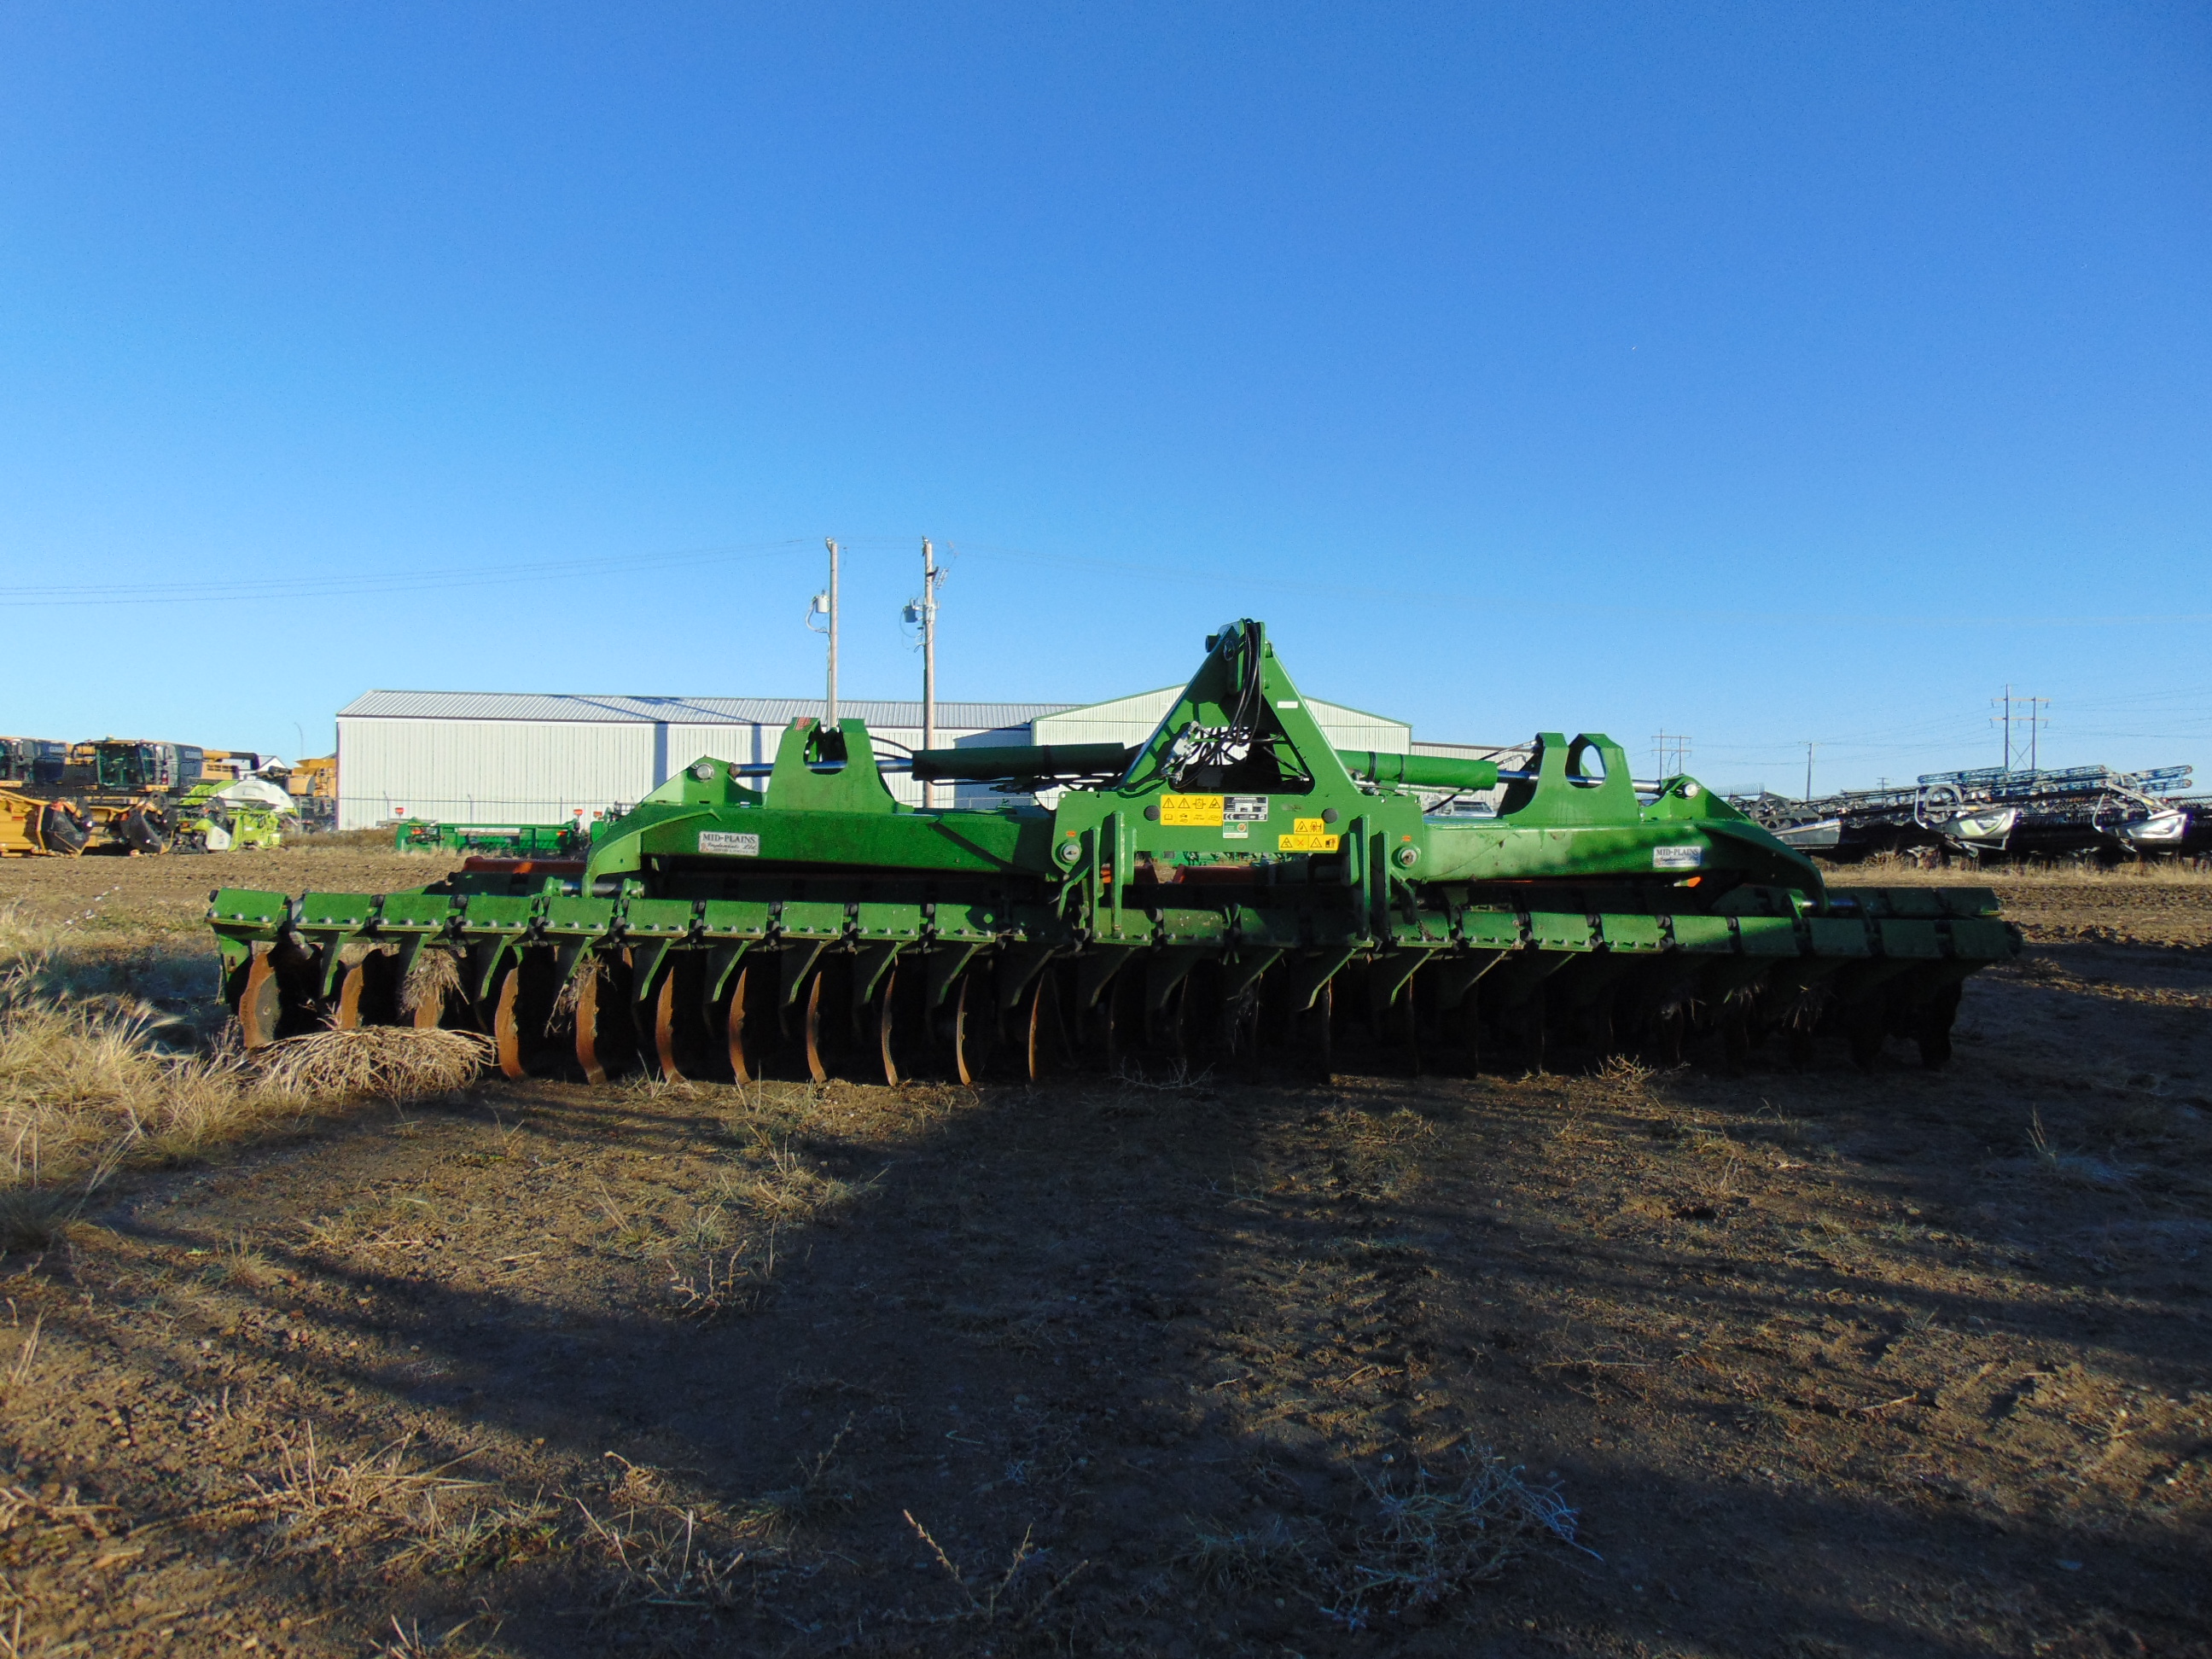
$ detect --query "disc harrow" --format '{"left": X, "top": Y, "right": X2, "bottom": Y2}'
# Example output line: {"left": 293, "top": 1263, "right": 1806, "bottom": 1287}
{"left": 210, "top": 621, "right": 2019, "bottom": 1084}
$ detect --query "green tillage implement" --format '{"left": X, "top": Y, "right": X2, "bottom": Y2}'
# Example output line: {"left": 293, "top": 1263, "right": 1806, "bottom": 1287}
{"left": 210, "top": 621, "right": 2019, "bottom": 1085}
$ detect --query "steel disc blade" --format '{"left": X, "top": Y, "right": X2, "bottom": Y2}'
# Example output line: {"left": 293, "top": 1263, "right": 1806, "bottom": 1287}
{"left": 803, "top": 969, "right": 830, "bottom": 1084}
{"left": 574, "top": 963, "right": 608, "bottom": 1084}
{"left": 1023, "top": 971, "right": 1065, "bottom": 1083}
{"left": 726, "top": 963, "right": 758, "bottom": 1081}
{"left": 1300, "top": 977, "right": 1334, "bottom": 1083}
{"left": 335, "top": 961, "right": 369, "bottom": 1032}
{"left": 953, "top": 970, "right": 993, "bottom": 1086}
{"left": 655, "top": 969, "right": 686, "bottom": 1082}
{"left": 240, "top": 950, "right": 282, "bottom": 1051}
{"left": 494, "top": 965, "right": 528, "bottom": 1079}
{"left": 874, "top": 964, "right": 903, "bottom": 1087}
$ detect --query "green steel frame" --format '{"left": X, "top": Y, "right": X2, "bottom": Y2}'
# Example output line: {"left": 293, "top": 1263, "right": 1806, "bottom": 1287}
{"left": 211, "top": 620, "right": 2018, "bottom": 1084}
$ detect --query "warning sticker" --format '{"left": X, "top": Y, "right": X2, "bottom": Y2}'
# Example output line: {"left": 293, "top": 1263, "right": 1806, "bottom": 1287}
{"left": 1223, "top": 795, "right": 1269, "bottom": 823}
{"left": 699, "top": 830, "right": 761, "bottom": 857}
{"left": 1652, "top": 844, "right": 1703, "bottom": 869}
{"left": 1278, "top": 830, "right": 1342, "bottom": 853}
{"left": 1159, "top": 794, "right": 1224, "bottom": 826}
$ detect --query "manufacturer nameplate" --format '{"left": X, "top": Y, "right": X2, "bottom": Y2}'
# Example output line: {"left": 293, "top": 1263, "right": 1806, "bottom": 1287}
{"left": 699, "top": 831, "right": 761, "bottom": 857}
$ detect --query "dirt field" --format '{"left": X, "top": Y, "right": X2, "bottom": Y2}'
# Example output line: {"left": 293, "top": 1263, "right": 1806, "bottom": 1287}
{"left": 2, "top": 852, "right": 2208, "bottom": 1656}
{"left": 1905, "top": 864, "right": 2212, "bottom": 952}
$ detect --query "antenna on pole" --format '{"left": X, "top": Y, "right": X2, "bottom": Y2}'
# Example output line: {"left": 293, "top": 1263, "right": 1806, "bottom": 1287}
{"left": 808, "top": 538, "right": 841, "bottom": 727}
{"left": 904, "top": 538, "right": 949, "bottom": 808}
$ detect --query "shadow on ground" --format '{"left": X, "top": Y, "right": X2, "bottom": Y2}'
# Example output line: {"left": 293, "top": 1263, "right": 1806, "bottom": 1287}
{"left": 3, "top": 943, "right": 2209, "bottom": 1657}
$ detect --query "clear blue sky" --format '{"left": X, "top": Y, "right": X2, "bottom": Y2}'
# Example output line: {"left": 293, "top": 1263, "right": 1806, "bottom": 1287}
{"left": 2, "top": 3, "right": 2205, "bottom": 795}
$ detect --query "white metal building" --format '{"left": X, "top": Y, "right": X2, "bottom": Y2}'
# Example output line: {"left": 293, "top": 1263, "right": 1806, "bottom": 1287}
{"left": 334, "top": 687, "right": 1415, "bottom": 831}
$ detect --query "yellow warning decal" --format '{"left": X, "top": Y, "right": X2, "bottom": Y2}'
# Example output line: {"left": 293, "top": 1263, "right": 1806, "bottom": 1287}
{"left": 1159, "top": 794, "right": 1224, "bottom": 826}
{"left": 1278, "top": 831, "right": 1341, "bottom": 853}
{"left": 1293, "top": 818, "right": 1327, "bottom": 835}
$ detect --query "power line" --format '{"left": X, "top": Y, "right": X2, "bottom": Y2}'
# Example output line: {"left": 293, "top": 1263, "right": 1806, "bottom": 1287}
{"left": 0, "top": 539, "right": 818, "bottom": 605}
{"left": 9, "top": 529, "right": 2212, "bottom": 632}
{"left": 1650, "top": 731, "right": 1692, "bottom": 777}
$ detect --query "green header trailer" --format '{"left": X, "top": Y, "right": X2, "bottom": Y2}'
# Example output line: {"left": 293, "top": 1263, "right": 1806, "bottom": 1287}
{"left": 210, "top": 621, "right": 2017, "bottom": 1085}
{"left": 395, "top": 820, "right": 588, "bottom": 859}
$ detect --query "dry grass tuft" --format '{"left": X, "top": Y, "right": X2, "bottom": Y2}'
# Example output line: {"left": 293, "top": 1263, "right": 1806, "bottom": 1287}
{"left": 235, "top": 1428, "right": 562, "bottom": 1576}
{"left": 252, "top": 1026, "right": 491, "bottom": 1103}
{"left": 2025, "top": 1109, "right": 2139, "bottom": 1190}
{"left": 1176, "top": 1514, "right": 1310, "bottom": 1590}
{"left": 0, "top": 1478, "right": 118, "bottom": 1540}
{"left": 1109, "top": 1059, "right": 1218, "bottom": 1094}
{"left": 571, "top": 1457, "right": 757, "bottom": 1610}
{"left": 1, "top": 908, "right": 492, "bottom": 1232}
{"left": 725, "top": 1131, "right": 869, "bottom": 1225}
{"left": 901, "top": 1510, "right": 1085, "bottom": 1627}
{"left": 1318, "top": 1447, "right": 1591, "bottom": 1627}
{"left": 1595, "top": 1054, "right": 1656, "bottom": 1091}
{"left": 400, "top": 948, "right": 462, "bottom": 1016}
{"left": 374, "top": 1613, "right": 507, "bottom": 1659}
{"left": 0, "top": 1188, "right": 80, "bottom": 1253}
{"left": 737, "top": 1414, "right": 861, "bottom": 1536}
{"left": 547, "top": 970, "right": 584, "bottom": 1032}
{"left": 1169, "top": 1447, "right": 1590, "bottom": 1627}
{"left": 1, "top": 950, "right": 279, "bottom": 1191}
{"left": 664, "top": 1238, "right": 781, "bottom": 1318}
{"left": 218, "top": 1232, "right": 280, "bottom": 1289}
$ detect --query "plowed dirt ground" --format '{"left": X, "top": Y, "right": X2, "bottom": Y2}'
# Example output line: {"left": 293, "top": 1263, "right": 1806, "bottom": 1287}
{"left": 2, "top": 851, "right": 2208, "bottom": 1657}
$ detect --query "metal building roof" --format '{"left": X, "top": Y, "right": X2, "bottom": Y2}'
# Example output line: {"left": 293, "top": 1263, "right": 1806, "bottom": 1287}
{"left": 337, "top": 690, "right": 1077, "bottom": 729}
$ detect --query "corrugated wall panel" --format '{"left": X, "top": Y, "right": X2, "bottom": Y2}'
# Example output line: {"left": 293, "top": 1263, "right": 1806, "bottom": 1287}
{"left": 337, "top": 718, "right": 655, "bottom": 830}
{"left": 663, "top": 723, "right": 767, "bottom": 777}
{"left": 335, "top": 694, "right": 1412, "bottom": 831}
{"left": 340, "top": 716, "right": 1020, "bottom": 826}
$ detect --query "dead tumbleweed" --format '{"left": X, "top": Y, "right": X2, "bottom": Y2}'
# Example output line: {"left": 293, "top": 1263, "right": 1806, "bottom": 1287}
{"left": 1179, "top": 1444, "right": 1594, "bottom": 1628}
{"left": 253, "top": 1025, "right": 492, "bottom": 1103}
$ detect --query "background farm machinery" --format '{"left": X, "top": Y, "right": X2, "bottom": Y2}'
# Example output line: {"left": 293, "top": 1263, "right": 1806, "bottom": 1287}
{"left": 1735, "top": 762, "right": 2200, "bottom": 865}
{"left": 171, "top": 777, "right": 301, "bottom": 852}
{"left": 0, "top": 735, "right": 180, "bottom": 856}
{"left": 0, "top": 737, "right": 92, "bottom": 856}
{"left": 211, "top": 621, "right": 2018, "bottom": 1086}
{"left": 0, "top": 736, "right": 322, "bottom": 856}
{"left": 393, "top": 818, "right": 590, "bottom": 859}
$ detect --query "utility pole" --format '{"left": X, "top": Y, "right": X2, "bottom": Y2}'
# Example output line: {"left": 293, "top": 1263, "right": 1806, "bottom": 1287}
{"left": 920, "top": 538, "right": 941, "bottom": 806}
{"left": 1802, "top": 741, "right": 1820, "bottom": 803}
{"left": 1650, "top": 731, "right": 1691, "bottom": 777}
{"left": 1991, "top": 686, "right": 2049, "bottom": 775}
{"left": 808, "top": 538, "right": 841, "bottom": 727}
{"left": 905, "top": 539, "right": 949, "bottom": 807}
